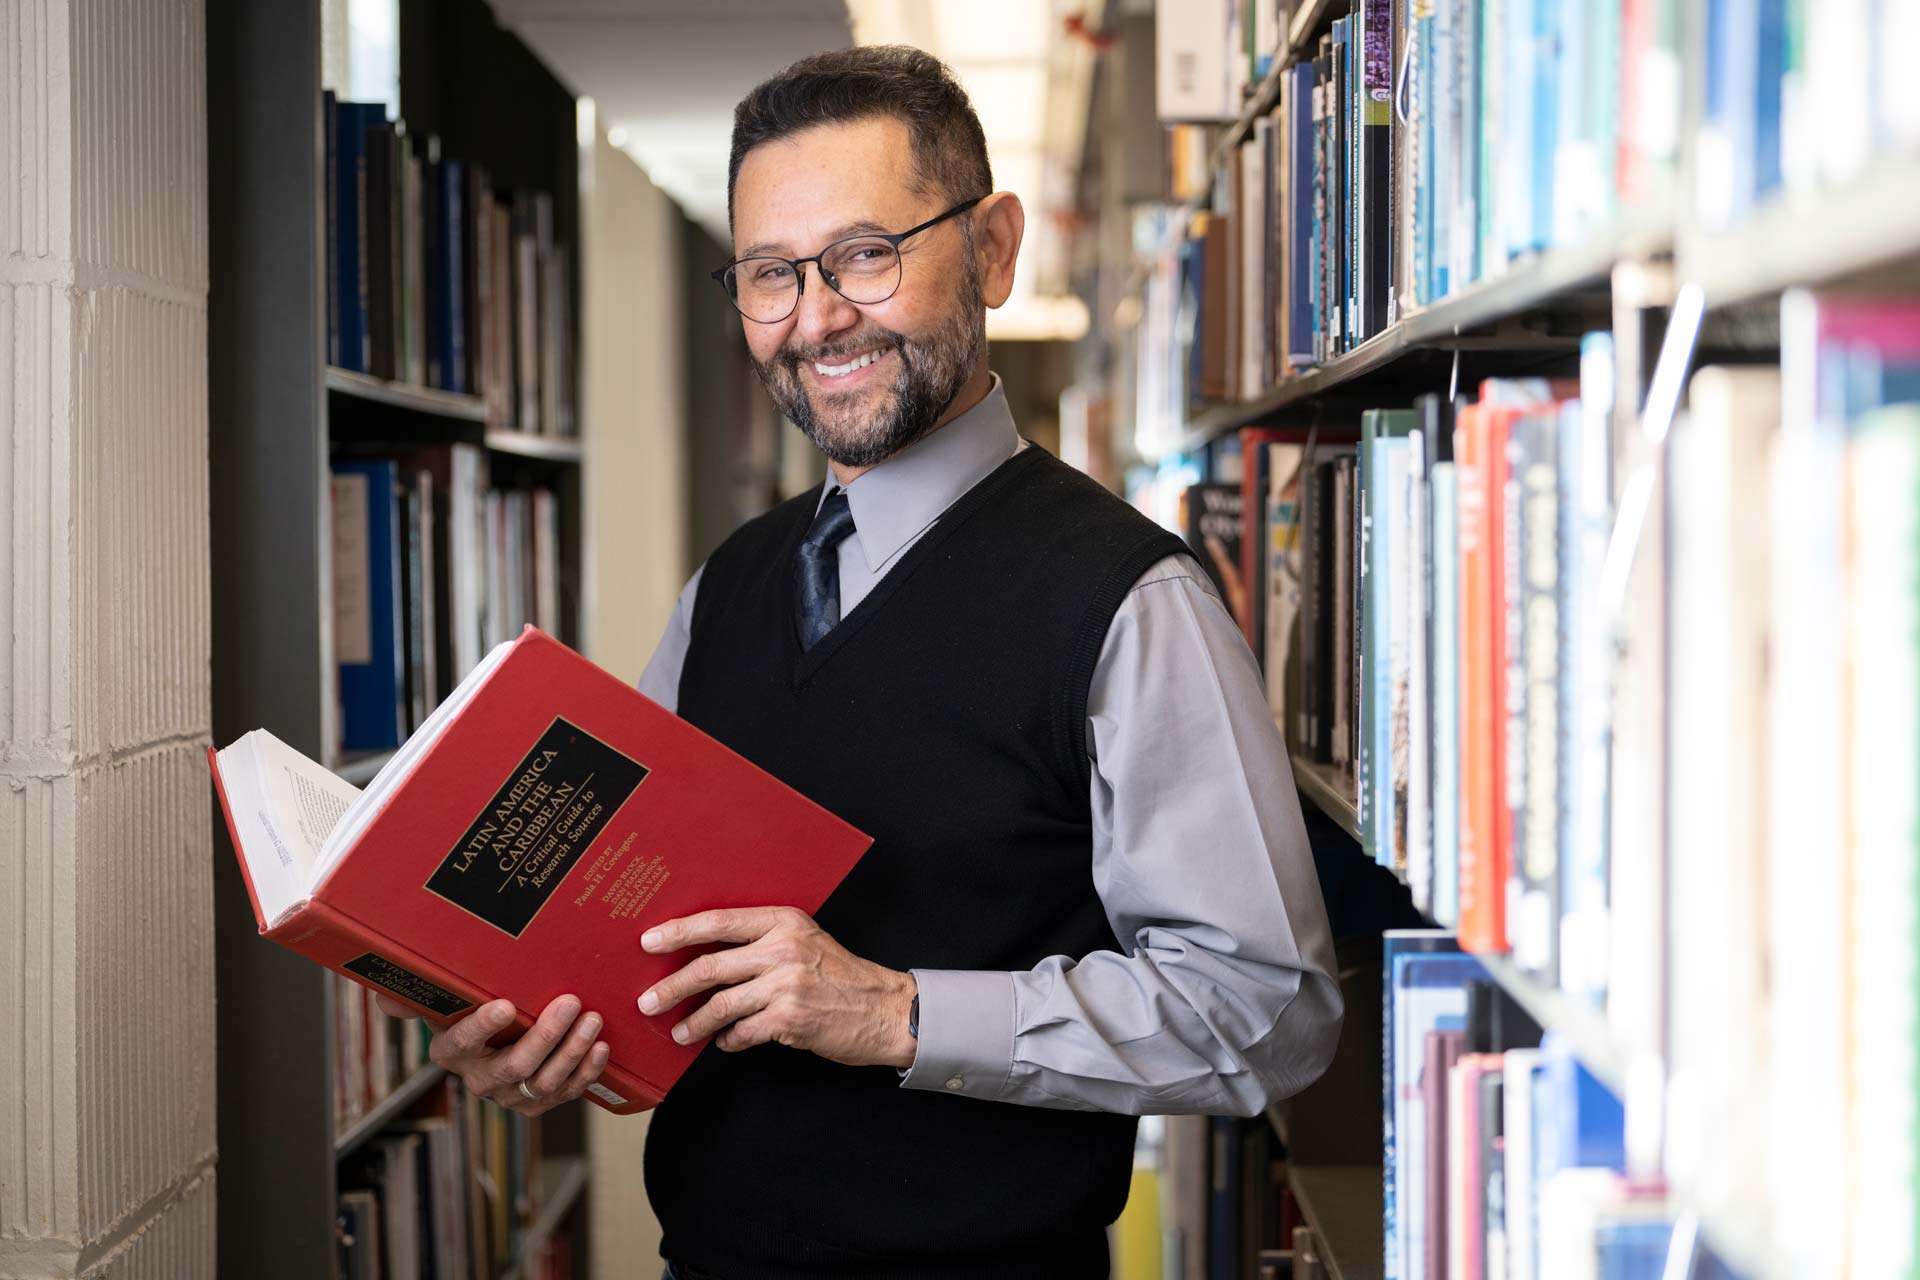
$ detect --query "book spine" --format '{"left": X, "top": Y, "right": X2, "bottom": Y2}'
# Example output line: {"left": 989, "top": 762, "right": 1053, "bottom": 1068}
{"left": 270, "top": 896, "right": 659, "bottom": 1114}
{"left": 1358, "top": 413, "right": 1377, "bottom": 857}
{"left": 1361, "top": 0, "right": 1393, "bottom": 339}
{"left": 1432, "top": 461, "right": 1461, "bottom": 928}
{"left": 1455, "top": 404, "right": 1495, "bottom": 951}
{"left": 1512, "top": 411, "right": 1560, "bottom": 982}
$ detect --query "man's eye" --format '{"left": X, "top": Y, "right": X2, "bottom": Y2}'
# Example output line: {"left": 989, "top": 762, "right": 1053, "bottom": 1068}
{"left": 751, "top": 263, "right": 793, "bottom": 284}
{"left": 847, "top": 246, "right": 888, "bottom": 263}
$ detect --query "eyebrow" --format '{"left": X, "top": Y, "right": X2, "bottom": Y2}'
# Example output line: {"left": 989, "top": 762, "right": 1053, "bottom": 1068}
{"left": 739, "top": 218, "right": 891, "bottom": 260}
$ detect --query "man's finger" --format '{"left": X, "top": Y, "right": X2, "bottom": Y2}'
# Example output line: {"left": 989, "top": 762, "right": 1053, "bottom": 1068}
{"left": 556, "top": 1039, "right": 612, "bottom": 1103}
{"left": 641, "top": 906, "right": 795, "bottom": 953}
{"left": 638, "top": 941, "right": 779, "bottom": 1017}
{"left": 373, "top": 993, "right": 418, "bottom": 1019}
{"left": 435, "top": 999, "right": 516, "bottom": 1065}
{"left": 673, "top": 973, "right": 782, "bottom": 1045}
{"left": 490, "top": 994, "right": 583, "bottom": 1086}
{"left": 525, "top": 1008, "right": 603, "bottom": 1099}
{"left": 715, "top": 1010, "right": 785, "bottom": 1054}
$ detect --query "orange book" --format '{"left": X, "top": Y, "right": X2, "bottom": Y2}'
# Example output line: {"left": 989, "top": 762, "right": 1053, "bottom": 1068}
{"left": 208, "top": 625, "right": 873, "bottom": 1113}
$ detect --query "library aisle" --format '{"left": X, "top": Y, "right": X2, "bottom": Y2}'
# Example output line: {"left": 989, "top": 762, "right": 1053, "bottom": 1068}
{"left": 4, "top": 0, "right": 1918, "bottom": 1278}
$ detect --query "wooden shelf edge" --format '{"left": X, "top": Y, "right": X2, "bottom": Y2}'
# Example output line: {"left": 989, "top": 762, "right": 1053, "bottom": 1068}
{"left": 500, "top": 1155, "right": 590, "bottom": 1280}
{"left": 1291, "top": 755, "right": 1362, "bottom": 842}
{"left": 484, "top": 429, "right": 583, "bottom": 463}
{"left": 1288, "top": 1163, "right": 1384, "bottom": 1280}
{"left": 333, "top": 1063, "right": 449, "bottom": 1160}
{"left": 326, "top": 366, "right": 489, "bottom": 423}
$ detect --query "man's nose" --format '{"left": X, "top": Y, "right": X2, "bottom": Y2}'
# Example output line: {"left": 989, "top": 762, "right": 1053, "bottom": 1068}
{"left": 791, "top": 263, "right": 863, "bottom": 348}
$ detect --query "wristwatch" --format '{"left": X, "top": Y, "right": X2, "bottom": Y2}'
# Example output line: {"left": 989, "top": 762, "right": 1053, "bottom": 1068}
{"left": 908, "top": 994, "right": 919, "bottom": 1040}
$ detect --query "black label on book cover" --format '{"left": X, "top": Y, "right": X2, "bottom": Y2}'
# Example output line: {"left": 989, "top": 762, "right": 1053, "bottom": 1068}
{"left": 425, "top": 716, "right": 649, "bottom": 938}
{"left": 342, "top": 952, "right": 473, "bottom": 1018}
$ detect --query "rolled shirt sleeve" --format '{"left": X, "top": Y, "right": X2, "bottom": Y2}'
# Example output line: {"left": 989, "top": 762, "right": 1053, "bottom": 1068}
{"left": 900, "top": 554, "right": 1344, "bottom": 1116}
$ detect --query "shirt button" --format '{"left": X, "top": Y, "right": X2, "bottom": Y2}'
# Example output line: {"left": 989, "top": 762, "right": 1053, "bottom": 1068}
{"left": 944, "top": 1076, "right": 964, "bottom": 1090}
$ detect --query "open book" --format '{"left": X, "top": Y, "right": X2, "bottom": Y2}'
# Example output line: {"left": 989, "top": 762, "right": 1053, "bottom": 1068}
{"left": 209, "top": 626, "right": 872, "bottom": 1114}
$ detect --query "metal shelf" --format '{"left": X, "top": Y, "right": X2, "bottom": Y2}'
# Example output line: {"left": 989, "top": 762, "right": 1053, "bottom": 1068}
{"left": 1475, "top": 951, "right": 1629, "bottom": 1099}
{"left": 333, "top": 1063, "right": 449, "bottom": 1160}
{"left": 500, "top": 1155, "right": 591, "bottom": 1280}
{"left": 1291, "top": 756, "right": 1361, "bottom": 842}
{"left": 1289, "top": 1164, "right": 1384, "bottom": 1280}
{"left": 326, "top": 366, "right": 490, "bottom": 423}
{"left": 332, "top": 748, "right": 397, "bottom": 788}
{"left": 1678, "top": 157, "right": 1920, "bottom": 307}
{"left": 1142, "top": 218, "right": 1666, "bottom": 460}
{"left": 485, "top": 429, "right": 583, "bottom": 464}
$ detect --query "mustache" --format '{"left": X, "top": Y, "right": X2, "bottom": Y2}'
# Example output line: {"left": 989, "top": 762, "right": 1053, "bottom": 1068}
{"left": 777, "top": 326, "right": 911, "bottom": 369}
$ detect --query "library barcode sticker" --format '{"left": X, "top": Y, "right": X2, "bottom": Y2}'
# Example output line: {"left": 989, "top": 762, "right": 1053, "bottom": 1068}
{"left": 586, "top": 1082, "right": 627, "bottom": 1106}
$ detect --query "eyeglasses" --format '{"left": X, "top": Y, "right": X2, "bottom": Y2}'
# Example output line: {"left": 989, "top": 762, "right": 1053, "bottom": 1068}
{"left": 711, "top": 196, "right": 985, "bottom": 324}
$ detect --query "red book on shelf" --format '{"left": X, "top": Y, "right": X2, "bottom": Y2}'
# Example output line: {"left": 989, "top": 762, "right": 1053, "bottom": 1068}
{"left": 208, "top": 625, "right": 873, "bottom": 1115}
{"left": 1453, "top": 401, "right": 1502, "bottom": 954}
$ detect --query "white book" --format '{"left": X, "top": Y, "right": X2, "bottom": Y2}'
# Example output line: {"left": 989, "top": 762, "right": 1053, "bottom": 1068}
{"left": 1407, "top": 431, "right": 1431, "bottom": 910}
{"left": 1502, "top": 1050, "right": 1540, "bottom": 1280}
{"left": 1663, "top": 368, "right": 1777, "bottom": 1248}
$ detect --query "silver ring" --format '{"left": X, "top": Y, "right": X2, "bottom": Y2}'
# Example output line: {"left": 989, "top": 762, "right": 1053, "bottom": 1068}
{"left": 517, "top": 1079, "right": 542, "bottom": 1103}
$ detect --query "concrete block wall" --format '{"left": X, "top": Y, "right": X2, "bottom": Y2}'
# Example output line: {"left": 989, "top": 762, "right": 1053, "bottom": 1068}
{"left": 1, "top": 1, "right": 216, "bottom": 1276}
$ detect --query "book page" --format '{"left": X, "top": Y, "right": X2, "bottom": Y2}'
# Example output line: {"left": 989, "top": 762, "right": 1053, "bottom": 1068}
{"left": 252, "top": 730, "right": 362, "bottom": 892}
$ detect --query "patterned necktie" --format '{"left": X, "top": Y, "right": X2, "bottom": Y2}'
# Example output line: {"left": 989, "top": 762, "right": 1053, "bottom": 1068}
{"left": 794, "top": 489, "right": 857, "bottom": 652}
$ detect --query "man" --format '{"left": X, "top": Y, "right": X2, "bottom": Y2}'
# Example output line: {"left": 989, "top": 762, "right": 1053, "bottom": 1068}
{"left": 379, "top": 45, "right": 1341, "bottom": 1277}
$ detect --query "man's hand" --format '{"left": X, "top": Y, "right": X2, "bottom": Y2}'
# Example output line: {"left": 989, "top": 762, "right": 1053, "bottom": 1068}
{"left": 373, "top": 992, "right": 609, "bottom": 1116}
{"left": 637, "top": 907, "right": 917, "bottom": 1069}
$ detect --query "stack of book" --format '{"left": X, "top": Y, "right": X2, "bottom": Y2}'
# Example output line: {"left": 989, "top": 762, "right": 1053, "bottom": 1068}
{"left": 329, "top": 449, "right": 563, "bottom": 754}
{"left": 1381, "top": 932, "right": 1670, "bottom": 1280}
{"left": 332, "top": 971, "right": 430, "bottom": 1132}
{"left": 325, "top": 92, "right": 575, "bottom": 436}
{"left": 1132, "top": 0, "right": 1685, "bottom": 428}
{"left": 336, "top": 1073, "right": 544, "bottom": 1280}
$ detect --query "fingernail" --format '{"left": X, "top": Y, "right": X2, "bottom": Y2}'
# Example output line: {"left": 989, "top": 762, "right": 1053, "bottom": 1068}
{"left": 641, "top": 929, "right": 663, "bottom": 951}
{"left": 559, "top": 995, "right": 582, "bottom": 1019}
{"left": 581, "top": 1014, "right": 602, "bottom": 1037}
{"left": 671, "top": 1022, "right": 690, "bottom": 1045}
{"left": 593, "top": 1043, "right": 610, "bottom": 1063}
{"left": 638, "top": 990, "right": 659, "bottom": 1014}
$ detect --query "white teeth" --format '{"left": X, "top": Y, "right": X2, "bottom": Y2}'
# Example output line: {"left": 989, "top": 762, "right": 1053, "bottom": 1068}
{"left": 813, "top": 348, "right": 884, "bottom": 378}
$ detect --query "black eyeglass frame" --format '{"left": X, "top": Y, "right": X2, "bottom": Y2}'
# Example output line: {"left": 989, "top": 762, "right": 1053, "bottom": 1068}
{"left": 710, "top": 195, "right": 987, "bottom": 323}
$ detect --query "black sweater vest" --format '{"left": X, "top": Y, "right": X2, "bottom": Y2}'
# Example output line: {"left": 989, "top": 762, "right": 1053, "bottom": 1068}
{"left": 643, "top": 445, "right": 1189, "bottom": 1278}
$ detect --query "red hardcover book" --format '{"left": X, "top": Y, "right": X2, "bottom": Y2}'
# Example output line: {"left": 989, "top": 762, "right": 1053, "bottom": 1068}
{"left": 1453, "top": 401, "right": 1498, "bottom": 954}
{"left": 208, "top": 625, "right": 873, "bottom": 1114}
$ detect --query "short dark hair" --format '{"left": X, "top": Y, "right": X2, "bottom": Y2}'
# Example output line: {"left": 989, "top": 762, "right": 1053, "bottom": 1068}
{"left": 727, "top": 45, "right": 993, "bottom": 230}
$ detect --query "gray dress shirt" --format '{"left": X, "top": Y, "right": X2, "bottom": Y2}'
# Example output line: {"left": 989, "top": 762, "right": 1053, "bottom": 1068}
{"left": 636, "top": 375, "right": 1342, "bottom": 1117}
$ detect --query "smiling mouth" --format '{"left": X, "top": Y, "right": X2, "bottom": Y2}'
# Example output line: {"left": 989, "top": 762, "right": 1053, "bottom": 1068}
{"left": 810, "top": 346, "right": 891, "bottom": 379}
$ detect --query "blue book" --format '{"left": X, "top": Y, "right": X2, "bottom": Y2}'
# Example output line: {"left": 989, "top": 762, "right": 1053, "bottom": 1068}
{"left": 330, "top": 100, "right": 389, "bottom": 374}
{"left": 1289, "top": 60, "right": 1318, "bottom": 367}
{"left": 1526, "top": 0, "right": 1560, "bottom": 252}
{"left": 332, "top": 459, "right": 406, "bottom": 752}
{"left": 1537, "top": 1032, "right": 1626, "bottom": 1171}
{"left": 1390, "top": 948, "right": 1485, "bottom": 1280}
{"left": 1382, "top": 932, "right": 1463, "bottom": 1280}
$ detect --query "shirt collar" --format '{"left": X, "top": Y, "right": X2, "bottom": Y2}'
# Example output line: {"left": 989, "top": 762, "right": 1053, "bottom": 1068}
{"left": 817, "top": 372, "right": 1020, "bottom": 574}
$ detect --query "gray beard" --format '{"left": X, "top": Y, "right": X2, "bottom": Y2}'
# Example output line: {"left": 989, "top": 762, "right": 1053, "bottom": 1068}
{"left": 751, "top": 268, "right": 986, "bottom": 470}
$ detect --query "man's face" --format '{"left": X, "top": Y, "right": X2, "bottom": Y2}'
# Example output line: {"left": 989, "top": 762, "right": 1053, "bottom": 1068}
{"left": 729, "top": 116, "right": 985, "bottom": 470}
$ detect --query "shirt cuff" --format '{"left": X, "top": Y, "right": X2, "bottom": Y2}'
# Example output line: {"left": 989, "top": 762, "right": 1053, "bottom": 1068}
{"left": 898, "top": 968, "right": 1015, "bottom": 1100}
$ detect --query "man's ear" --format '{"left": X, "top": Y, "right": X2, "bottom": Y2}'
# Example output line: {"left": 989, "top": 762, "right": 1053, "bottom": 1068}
{"left": 972, "top": 191, "right": 1025, "bottom": 309}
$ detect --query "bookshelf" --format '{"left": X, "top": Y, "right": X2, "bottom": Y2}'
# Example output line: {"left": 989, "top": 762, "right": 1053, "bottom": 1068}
{"left": 1288, "top": 1165, "right": 1384, "bottom": 1280}
{"left": 208, "top": 0, "right": 594, "bottom": 1275}
{"left": 1082, "top": 2, "right": 1920, "bottom": 1278}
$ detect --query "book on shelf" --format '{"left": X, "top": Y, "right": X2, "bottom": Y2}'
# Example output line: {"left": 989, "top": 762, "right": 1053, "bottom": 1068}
{"left": 208, "top": 625, "right": 873, "bottom": 1114}
{"left": 1182, "top": 480, "right": 1250, "bottom": 629}
{"left": 323, "top": 94, "right": 574, "bottom": 434}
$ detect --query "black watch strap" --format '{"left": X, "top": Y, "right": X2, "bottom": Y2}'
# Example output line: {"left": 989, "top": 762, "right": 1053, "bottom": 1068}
{"left": 908, "top": 993, "right": 919, "bottom": 1040}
